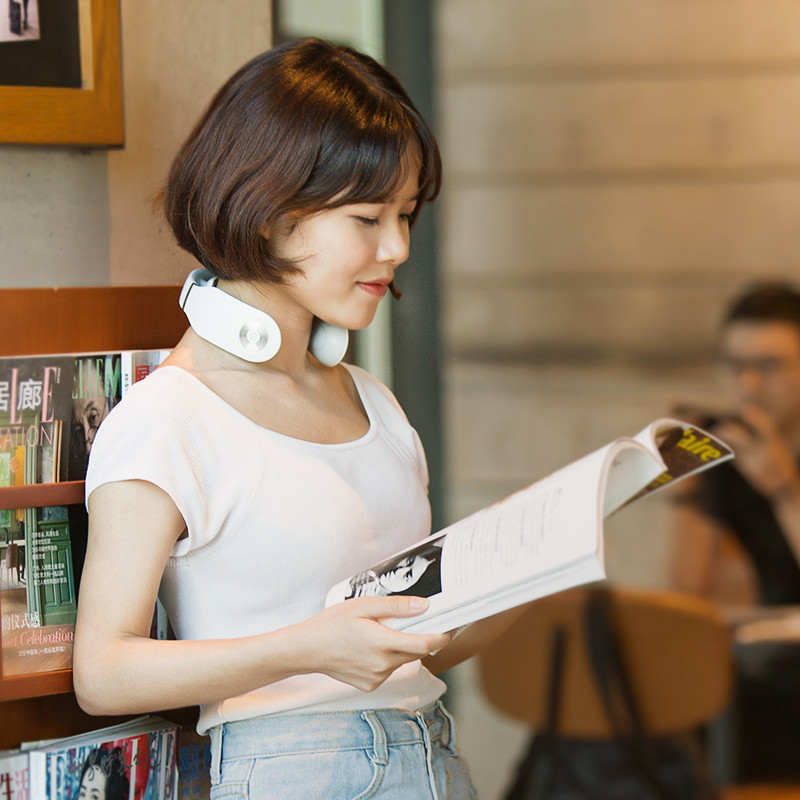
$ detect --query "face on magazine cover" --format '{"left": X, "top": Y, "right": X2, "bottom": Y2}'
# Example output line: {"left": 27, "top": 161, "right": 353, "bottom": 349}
{"left": 78, "top": 765, "right": 109, "bottom": 800}
{"left": 71, "top": 357, "right": 115, "bottom": 470}
{"left": 345, "top": 540, "right": 444, "bottom": 599}
{"left": 73, "top": 395, "right": 109, "bottom": 455}
{"left": 379, "top": 552, "right": 437, "bottom": 593}
{"left": 77, "top": 747, "right": 129, "bottom": 800}
{"left": 371, "top": 540, "right": 444, "bottom": 596}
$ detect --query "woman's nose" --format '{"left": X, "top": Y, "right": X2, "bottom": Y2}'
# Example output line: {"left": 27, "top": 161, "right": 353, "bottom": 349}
{"left": 378, "top": 224, "right": 410, "bottom": 266}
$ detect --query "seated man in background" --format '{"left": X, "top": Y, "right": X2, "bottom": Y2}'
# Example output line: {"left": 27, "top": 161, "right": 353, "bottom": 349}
{"left": 671, "top": 281, "right": 800, "bottom": 781}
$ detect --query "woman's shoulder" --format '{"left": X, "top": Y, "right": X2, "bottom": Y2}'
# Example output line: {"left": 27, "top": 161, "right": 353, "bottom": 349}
{"left": 120, "top": 364, "right": 204, "bottom": 404}
{"left": 86, "top": 366, "right": 236, "bottom": 496}
{"left": 95, "top": 366, "right": 211, "bottom": 436}
{"left": 342, "top": 363, "right": 407, "bottom": 419}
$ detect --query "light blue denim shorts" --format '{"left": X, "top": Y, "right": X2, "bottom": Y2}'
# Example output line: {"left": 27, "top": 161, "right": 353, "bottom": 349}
{"left": 208, "top": 700, "right": 477, "bottom": 799}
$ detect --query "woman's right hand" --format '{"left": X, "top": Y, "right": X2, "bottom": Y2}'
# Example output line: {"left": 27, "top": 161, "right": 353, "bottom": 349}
{"left": 289, "top": 597, "right": 454, "bottom": 692}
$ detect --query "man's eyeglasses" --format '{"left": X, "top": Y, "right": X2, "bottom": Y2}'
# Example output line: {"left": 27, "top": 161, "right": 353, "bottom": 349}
{"left": 718, "top": 356, "right": 800, "bottom": 378}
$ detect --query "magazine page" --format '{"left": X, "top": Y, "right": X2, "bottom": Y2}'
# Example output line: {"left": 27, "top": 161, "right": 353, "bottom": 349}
{"left": 621, "top": 418, "right": 734, "bottom": 509}
{"left": 326, "top": 438, "right": 663, "bottom": 634}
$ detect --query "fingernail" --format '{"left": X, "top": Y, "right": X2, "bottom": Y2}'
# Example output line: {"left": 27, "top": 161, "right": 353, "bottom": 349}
{"left": 409, "top": 597, "right": 428, "bottom": 610}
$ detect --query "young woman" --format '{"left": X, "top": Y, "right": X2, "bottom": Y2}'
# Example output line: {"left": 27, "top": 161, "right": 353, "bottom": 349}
{"left": 74, "top": 37, "right": 510, "bottom": 799}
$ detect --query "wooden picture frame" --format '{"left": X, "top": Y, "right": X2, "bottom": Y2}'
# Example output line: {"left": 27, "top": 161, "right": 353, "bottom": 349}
{"left": 0, "top": 0, "right": 123, "bottom": 146}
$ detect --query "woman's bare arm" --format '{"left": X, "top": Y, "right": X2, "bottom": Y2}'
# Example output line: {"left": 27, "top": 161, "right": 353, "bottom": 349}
{"left": 73, "top": 480, "right": 452, "bottom": 716}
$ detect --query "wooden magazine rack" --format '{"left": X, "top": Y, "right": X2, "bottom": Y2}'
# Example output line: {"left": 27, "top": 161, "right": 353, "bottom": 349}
{"left": 0, "top": 285, "right": 187, "bottom": 748}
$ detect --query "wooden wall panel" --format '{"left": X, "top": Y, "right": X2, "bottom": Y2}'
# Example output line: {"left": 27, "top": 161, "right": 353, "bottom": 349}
{"left": 444, "top": 284, "right": 730, "bottom": 362}
{"left": 0, "top": 286, "right": 186, "bottom": 356}
{"left": 439, "top": 0, "right": 800, "bottom": 73}
{"left": 443, "top": 182, "right": 800, "bottom": 279}
{"left": 445, "top": 76, "right": 800, "bottom": 175}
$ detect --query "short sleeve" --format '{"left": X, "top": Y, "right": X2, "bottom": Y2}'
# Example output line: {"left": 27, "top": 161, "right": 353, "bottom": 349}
{"left": 84, "top": 368, "right": 230, "bottom": 555}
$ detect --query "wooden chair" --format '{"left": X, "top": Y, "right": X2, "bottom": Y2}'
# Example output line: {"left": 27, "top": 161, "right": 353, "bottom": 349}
{"left": 476, "top": 586, "right": 800, "bottom": 799}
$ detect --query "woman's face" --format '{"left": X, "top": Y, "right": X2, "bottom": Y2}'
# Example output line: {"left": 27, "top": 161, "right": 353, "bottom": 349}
{"left": 78, "top": 766, "right": 107, "bottom": 800}
{"left": 379, "top": 554, "right": 433, "bottom": 593}
{"left": 268, "top": 165, "right": 420, "bottom": 331}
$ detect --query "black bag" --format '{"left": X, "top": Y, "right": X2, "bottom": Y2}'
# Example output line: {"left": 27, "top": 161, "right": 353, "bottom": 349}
{"left": 9, "top": 1, "right": 22, "bottom": 36}
{"left": 503, "top": 588, "right": 719, "bottom": 800}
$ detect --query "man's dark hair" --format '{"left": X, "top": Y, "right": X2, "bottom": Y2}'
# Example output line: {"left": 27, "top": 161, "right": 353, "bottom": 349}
{"left": 161, "top": 37, "right": 442, "bottom": 283}
{"left": 725, "top": 282, "right": 800, "bottom": 332}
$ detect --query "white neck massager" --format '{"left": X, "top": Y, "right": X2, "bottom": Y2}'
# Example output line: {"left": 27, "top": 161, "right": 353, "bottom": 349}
{"left": 179, "top": 268, "right": 349, "bottom": 367}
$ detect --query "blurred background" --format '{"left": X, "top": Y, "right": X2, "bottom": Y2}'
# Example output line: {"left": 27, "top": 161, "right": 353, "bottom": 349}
{"left": 4, "top": 0, "right": 800, "bottom": 796}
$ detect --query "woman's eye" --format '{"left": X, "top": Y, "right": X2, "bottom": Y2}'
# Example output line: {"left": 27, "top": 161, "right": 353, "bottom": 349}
{"left": 355, "top": 216, "right": 380, "bottom": 226}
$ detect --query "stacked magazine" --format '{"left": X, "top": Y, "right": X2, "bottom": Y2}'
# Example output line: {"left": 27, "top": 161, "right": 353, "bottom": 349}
{"left": 0, "top": 715, "right": 178, "bottom": 800}
{"left": 0, "top": 348, "right": 172, "bottom": 680}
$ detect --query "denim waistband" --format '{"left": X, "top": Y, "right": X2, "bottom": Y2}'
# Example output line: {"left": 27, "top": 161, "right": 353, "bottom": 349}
{"left": 208, "top": 701, "right": 470, "bottom": 798}
{"left": 211, "top": 701, "right": 453, "bottom": 761}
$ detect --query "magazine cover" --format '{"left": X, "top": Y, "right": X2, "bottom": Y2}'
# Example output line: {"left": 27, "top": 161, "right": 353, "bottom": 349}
{"left": 27, "top": 716, "right": 178, "bottom": 800}
{"left": 1, "top": 505, "right": 76, "bottom": 676}
{"left": 67, "top": 353, "right": 123, "bottom": 482}
{"left": 0, "top": 749, "right": 28, "bottom": 799}
{"left": 0, "top": 356, "right": 74, "bottom": 485}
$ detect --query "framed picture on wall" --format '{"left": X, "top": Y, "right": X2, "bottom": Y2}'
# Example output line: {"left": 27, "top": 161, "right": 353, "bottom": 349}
{"left": 0, "top": 0, "right": 123, "bottom": 146}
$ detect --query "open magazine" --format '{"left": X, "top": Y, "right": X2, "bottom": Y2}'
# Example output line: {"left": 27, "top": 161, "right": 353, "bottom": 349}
{"left": 325, "top": 419, "right": 734, "bottom": 634}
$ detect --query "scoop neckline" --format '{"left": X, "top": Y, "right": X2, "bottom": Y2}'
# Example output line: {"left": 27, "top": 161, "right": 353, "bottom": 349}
{"left": 155, "top": 363, "right": 377, "bottom": 448}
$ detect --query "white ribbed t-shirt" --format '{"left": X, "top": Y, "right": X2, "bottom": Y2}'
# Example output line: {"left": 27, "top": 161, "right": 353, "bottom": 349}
{"left": 85, "top": 364, "right": 446, "bottom": 733}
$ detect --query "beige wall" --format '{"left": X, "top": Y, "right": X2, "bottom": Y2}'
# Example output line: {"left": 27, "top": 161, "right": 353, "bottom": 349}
{"left": 0, "top": 1, "right": 272, "bottom": 288}
{"left": 109, "top": 1, "right": 272, "bottom": 285}
{"left": 438, "top": 0, "right": 800, "bottom": 590}
{"left": 437, "top": 1, "right": 800, "bottom": 797}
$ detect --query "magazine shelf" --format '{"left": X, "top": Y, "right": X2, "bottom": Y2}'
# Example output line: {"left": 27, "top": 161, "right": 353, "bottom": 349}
{"left": 0, "top": 483, "right": 85, "bottom": 702}
{"left": 0, "top": 668, "right": 73, "bottom": 703}
{"left": 0, "top": 285, "right": 187, "bottom": 750}
{"left": 0, "top": 481, "right": 85, "bottom": 511}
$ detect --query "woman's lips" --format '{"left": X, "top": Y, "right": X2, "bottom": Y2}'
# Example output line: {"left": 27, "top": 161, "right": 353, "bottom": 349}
{"left": 358, "top": 282, "right": 389, "bottom": 298}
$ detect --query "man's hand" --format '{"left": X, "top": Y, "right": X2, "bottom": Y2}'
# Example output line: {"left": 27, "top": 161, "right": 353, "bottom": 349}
{"left": 715, "top": 404, "right": 800, "bottom": 502}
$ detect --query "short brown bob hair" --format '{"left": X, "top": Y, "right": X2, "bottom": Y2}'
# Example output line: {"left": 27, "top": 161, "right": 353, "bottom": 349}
{"left": 162, "top": 37, "right": 442, "bottom": 282}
